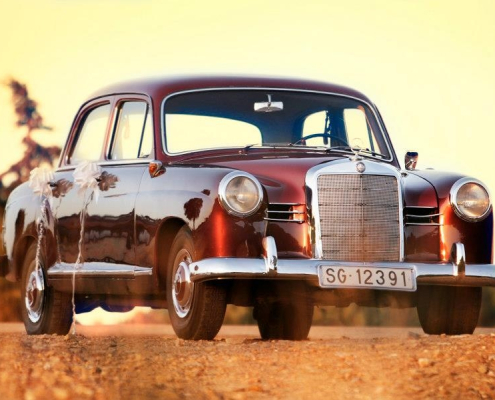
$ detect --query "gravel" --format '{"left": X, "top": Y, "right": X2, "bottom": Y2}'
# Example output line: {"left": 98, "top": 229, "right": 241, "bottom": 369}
{"left": 0, "top": 326, "right": 494, "bottom": 399}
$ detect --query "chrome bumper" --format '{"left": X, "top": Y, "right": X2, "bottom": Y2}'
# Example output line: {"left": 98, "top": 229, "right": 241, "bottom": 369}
{"left": 189, "top": 237, "right": 495, "bottom": 289}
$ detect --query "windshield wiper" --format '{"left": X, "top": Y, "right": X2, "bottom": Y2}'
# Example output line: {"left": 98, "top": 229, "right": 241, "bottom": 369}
{"left": 356, "top": 148, "right": 387, "bottom": 158}
{"left": 241, "top": 143, "right": 260, "bottom": 154}
{"left": 325, "top": 146, "right": 387, "bottom": 158}
{"left": 324, "top": 146, "right": 353, "bottom": 153}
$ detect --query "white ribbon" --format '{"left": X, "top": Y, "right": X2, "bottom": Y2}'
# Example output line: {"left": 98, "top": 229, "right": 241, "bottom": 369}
{"left": 28, "top": 167, "right": 54, "bottom": 290}
{"left": 29, "top": 167, "right": 54, "bottom": 198}
{"left": 73, "top": 161, "right": 102, "bottom": 203}
{"left": 71, "top": 161, "right": 102, "bottom": 335}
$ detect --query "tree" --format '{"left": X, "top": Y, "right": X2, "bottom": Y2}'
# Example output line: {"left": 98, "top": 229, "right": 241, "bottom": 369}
{"left": 0, "top": 79, "right": 60, "bottom": 203}
{"left": 0, "top": 79, "right": 61, "bottom": 321}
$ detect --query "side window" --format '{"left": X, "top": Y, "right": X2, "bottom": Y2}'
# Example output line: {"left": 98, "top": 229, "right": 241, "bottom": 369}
{"left": 70, "top": 104, "right": 111, "bottom": 164}
{"left": 302, "top": 111, "right": 347, "bottom": 147}
{"left": 344, "top": 108, "right": 378, "bottom": 152}
{"left": 302, "top": 111, "right": 327, "bottom": 136}
{"left": 139, "top": 110, "right": 153, "bottom": 158}
{"left": 110, "top": 101, "right": 152, "bottom": 160}
{"left": 301, "top": 108, "right": 378, "bottom": 152}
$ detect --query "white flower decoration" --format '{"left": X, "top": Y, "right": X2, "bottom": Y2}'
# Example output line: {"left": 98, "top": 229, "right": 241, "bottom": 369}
{"left": 29, "top": 167, "right": 54, "bottom": 198}
{"left": 73, "top": 161, "right": 102, "bottom": 202}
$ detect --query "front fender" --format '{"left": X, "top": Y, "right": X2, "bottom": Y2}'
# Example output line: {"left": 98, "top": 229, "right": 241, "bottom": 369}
{"left": 410, "top": 170, "right": 493, "bottom": 264}
{"left": 135, "top": 166, "right": 266, "bottom": 269}
{"left": 3, "top": 182, "right": 59, "bottom": 281}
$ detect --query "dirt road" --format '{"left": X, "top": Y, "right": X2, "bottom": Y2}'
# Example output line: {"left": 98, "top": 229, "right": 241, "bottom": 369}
{"left": 1, "top": 324, "right": 494, "bottom": 399}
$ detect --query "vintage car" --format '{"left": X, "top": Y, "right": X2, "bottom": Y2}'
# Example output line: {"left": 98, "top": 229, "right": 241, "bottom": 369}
{"left": 1, "top": 76, "right": 493, "bottom": 340}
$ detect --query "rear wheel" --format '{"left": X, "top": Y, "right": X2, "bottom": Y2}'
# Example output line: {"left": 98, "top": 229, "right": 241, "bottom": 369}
{"left": 254, "top": 282, "right": 313, "bottom": 340}
{"left": 416, "top": 285, "right": 481, "bottom": 335}
{"left": 20, "top": 243, "right": 73, "bottom": 335}
{"left": 166, "top": 227, "right": 227, "bottom": 340}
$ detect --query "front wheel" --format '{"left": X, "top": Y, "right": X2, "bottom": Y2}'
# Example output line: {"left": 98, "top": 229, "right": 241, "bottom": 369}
{"left": 254, "top": 282, "right": 314, "bottom": 340}
{"left": 416, "top": 285, "right": 481, "bottom": 335}
{"left": 166, "top": 227, "right": 227, "bottom": 340}
{"left": 20, "top": 243, "right": 73, "bottom": 335}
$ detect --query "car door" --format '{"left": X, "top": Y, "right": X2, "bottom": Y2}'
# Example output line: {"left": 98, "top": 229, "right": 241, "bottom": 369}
{"left": 54, "top": 96, "right": 153, "bottom": 271}
{"left": 54, "top": 98, "right": 114, "bottom": 265}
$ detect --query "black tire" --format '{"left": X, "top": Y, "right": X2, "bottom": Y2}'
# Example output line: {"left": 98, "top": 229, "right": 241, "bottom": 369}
{"left": 166, "top": 227, "right": 227, "bottom": 340}
{"left": 254, "top": 282, "right": 313, "bottom": 340}
{"left": 417, "top": 285, "right": 481, "bottom": 335}
{"left": 101, "top": 304, "right": 135, "bottom": 313}
{"left": 20, "top": 243, "right": 73, "bottom": 335}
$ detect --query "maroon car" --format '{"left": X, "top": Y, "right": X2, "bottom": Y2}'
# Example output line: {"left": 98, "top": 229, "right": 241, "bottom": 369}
{"left": 1, "top": 76, "right": 493, "bottom": 339}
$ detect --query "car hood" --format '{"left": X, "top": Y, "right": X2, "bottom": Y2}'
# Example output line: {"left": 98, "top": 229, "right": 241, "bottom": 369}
{"left": 184, "top": 153, "right": 441, "bottom": 207}
{"left": 194, "top": 154, "right": 348, "bottom": 203}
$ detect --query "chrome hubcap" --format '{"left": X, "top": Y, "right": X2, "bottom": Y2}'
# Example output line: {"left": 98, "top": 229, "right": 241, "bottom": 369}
{"left": 25, "top": 266, "right": 45, "bottom": 323}
{"left": 172, "top": 250, "right": 194, "bottom": 318}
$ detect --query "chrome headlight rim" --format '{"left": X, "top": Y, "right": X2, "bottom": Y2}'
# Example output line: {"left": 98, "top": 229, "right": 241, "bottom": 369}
{"left": 218, "top": 171, "right": 263, "bottom": 217}
{"left": 450, "top": 177, "right": 492, "bottom": 222}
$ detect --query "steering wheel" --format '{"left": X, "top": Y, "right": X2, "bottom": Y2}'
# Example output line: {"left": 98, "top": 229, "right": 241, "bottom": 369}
{"left": 291, "top": 133, "right": 349, "bottom": 147}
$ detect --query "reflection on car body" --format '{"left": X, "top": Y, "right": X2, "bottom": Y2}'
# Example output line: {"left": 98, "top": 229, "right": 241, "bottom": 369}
{"left": 1, "top": 76, "right": 493, "bottom": 339}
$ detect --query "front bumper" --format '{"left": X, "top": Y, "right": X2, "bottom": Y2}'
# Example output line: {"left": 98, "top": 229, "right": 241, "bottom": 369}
{"left": 189, "top": 237, "right": 495, "bottom": 289}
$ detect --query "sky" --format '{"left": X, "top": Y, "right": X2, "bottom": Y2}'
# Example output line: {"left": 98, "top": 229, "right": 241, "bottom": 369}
{"left": 1, "top": 0, "right": 495, "bottom": 324}
{"left": 1, "top": 0, "right": 494, "bottom": 185}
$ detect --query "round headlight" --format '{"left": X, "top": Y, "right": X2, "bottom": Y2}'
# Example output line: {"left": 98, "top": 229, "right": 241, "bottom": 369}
{"left": 450, "top": 178, "right": 491, "bottom": 222}
{"left": 219, "top": 172, "right": 263, "bottom": 217}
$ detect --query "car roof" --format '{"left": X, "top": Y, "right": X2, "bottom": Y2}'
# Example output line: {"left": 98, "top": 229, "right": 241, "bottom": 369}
{"left": 88, "top": 75, "right": 374, "bottom": 104}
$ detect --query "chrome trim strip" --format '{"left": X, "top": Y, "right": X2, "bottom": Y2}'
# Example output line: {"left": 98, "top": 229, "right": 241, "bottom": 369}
{"left": 160, "top": 87, "right": 394, "bottom": 163}
{"left": 267, "top": 210, "right": 305, "bottom": 215}
{"left": 264, "top": 218, "right": 304, "bottom": 223}
{"left": 405, "top": 223, "right": 443, "bottom": 226}
{"left": 57, "top": 159, "right": 151, "bottom": 172}
{"left": 305, "top": 158, "right": 404, "bottom": 261}
{"left": 405, "top": 213, "right": 442, "bottom": 218}
{"left": 269, "top": 202, "right": 302, "bottom": 206}
{"left": 48, "top": 262, "right": 153, "bottom": 279}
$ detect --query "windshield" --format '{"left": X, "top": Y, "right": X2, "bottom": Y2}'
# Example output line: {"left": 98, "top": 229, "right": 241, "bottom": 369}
{"left": 163, "top": 90, "right": 391, "bottom": 159}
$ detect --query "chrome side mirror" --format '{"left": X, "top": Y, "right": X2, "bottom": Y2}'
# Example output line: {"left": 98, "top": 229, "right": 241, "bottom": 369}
{"left": 405, "top": 151, "right": 418, "bottom": 171}
{"left": 149, "top": 160, "right": 165, "bottom": 178}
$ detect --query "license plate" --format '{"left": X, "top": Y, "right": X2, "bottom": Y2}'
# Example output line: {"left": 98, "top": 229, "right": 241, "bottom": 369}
{"left": 318, "top": 265, "right": 416, "bottom": 291}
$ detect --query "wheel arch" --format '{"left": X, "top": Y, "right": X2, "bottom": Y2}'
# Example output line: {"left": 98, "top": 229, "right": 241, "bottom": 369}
{"left": 12, "top": 226, "right": 59, "bottom": 282}
{"left": 12, "top": 235, "right": 37, "bottom": 281}
{"left": 155, "top": 217, "right": 188, "bottom": 290}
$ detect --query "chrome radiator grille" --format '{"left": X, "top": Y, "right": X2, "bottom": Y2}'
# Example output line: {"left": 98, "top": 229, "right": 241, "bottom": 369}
{"left": 317, "top": 174, "right": 400, "bottom": 262}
